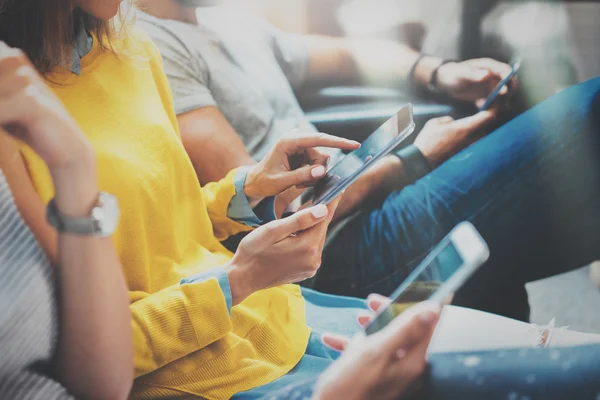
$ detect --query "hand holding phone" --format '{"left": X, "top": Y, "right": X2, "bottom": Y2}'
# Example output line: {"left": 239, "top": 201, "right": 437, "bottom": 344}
{"left": 478, "top": 59, "right": 521, "bottom": 111}
{"left": 283, "top": 105, "right": 415, "bottom": 216}
{"left": 365, "top": 222, "right": 489, "bottom": 335}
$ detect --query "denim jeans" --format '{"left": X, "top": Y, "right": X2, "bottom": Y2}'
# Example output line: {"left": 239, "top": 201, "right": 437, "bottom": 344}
{"left": 259, "top": 344, "right": 600, "bottom": 400}
{"left": 317, "top": 78, "right": 600, "bottom": 321}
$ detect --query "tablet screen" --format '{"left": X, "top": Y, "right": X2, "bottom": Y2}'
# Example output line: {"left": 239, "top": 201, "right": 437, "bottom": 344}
{"left": 285, "top": 105, "right": 414, "bottom": 213}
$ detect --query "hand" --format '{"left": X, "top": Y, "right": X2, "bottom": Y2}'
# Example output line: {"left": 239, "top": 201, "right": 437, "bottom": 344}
{"left": 314, "top": 295, "right": 442, "bottom": 400}
{"left": 226, "top": 197, "right": 341, "bottom": 306}
{"left": 244, "top": 132, "right": 360, "bottom": 199}
{"left": 414, "top": 110, "right": 497, "bottom": 168}
{"left": 0, "top": 42, "right": 94, "bottom": 172}
{"left": 436, "top": 58, "right": 515, "bottom": 103}
{"left": 0, "top": 42, "right": 97, "bottom": 215}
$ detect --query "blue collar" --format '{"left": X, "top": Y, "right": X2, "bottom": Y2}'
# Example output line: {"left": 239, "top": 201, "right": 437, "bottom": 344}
{"left": 71, "top": 14, "right": 93, "bottom": 75}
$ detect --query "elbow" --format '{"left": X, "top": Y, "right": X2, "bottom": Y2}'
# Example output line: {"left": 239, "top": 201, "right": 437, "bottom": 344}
{"left": 64, "top": 368, "right": 133, "bottom": 400}
{"left": 59, "top": 350, "right": 134, "bottom": 400}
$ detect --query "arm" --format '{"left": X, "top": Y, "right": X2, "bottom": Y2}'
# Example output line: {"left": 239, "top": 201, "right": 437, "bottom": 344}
{"left": 0, "top": 45, "right": 132, "bottom": 399}
{"left": 130, "top": 279, "right": 232, "bottom": 377}
{"left": 303, "top": 35, "right": 423, "bottom": 87}
{"left": 302, "top": 36, "right": 514, "bottom": 102}
{"left": 0, "top": 134, "right": 132, "bottom": 400}
{"left": 178, "top": 106, "right": 256, "bottom": 184}
{"left": 52, "top": 152, "right": 133, "bottom": 400}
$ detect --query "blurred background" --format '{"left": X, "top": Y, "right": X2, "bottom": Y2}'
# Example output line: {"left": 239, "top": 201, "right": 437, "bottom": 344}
{"left": 224, "top": 0, "right": 600, "bottom": 106}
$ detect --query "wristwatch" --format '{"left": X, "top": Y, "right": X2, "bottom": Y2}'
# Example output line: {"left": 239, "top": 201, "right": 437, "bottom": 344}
{"left": 47, "top": 192, "right": 120, "bottom": 237}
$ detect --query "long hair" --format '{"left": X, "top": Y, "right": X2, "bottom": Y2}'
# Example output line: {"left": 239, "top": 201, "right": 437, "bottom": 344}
{"left": 0, "top": 0, "right": 132, "bottom": 75}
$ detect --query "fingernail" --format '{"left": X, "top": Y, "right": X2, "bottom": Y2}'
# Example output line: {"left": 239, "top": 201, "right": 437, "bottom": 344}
{"left": 396, "top": 348, "right": 407, "bottom": 359}
{"left": 352, "top": 140, "right": 361, "bottom": 147}
{"left": 419, "top": 310, "right": 439, "bottom": 325}
{"left": 311, "top": 165, "right": 326, "bottom": 178}
{"left": 311, "top": 205, "right": 328, "bottom": 219}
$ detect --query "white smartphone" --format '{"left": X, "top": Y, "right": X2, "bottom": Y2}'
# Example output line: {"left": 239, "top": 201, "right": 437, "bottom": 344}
{"left": 283, "top": 104, "right": 415, "bottom": 215}
{"left": 365, "top": 221, "right": 490, "bottom": 335}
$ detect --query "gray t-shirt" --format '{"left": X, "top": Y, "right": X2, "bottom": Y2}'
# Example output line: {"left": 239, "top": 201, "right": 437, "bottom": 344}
{"left": 137, "top": 8, "right": 318, "bottom": 160}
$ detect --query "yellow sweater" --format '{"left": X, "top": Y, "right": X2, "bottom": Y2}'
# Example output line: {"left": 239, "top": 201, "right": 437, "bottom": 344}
{"left": 20, "top": 31, "right": 310, "bottom": 399}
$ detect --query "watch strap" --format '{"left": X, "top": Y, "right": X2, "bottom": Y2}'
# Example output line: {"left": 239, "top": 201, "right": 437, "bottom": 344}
{"left": 428, "top": 59, "right": 456, "bottom": 94}
{"left": 47, "top": 198, "right": 101, "bottom": 235}
{"left": 394, "top": 145, "right": 431, "bottom": 185}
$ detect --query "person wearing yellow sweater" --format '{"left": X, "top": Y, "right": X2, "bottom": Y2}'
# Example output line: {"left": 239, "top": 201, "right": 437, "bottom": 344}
{"left": 0, "top": 1, "right": 425, "bottom": 399}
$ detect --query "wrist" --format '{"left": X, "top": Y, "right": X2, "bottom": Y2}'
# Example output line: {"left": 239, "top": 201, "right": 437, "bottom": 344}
{"left": 243, "top": 166, "right": 264, "bottom": 201}
{"left": 378, "top": 155, "right": 404, "bottom": 192}
{"left": 225, "top": 261, "right": 254, "bottom": 306}
{"left": 413, "top": 56, "right": 444, "bottom": 88}
{"left": 50, "top": 153, "right": 99, "bottom": 217}
{"left": 433, "top": 61, "right": 458, "bottom": 93}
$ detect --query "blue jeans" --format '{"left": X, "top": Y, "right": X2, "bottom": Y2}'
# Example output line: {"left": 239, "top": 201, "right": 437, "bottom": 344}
{"left": 259, "top": 344, "right": 600, "bottom": 400}
{"left": 318, "top": 78, "right": 600, "bottom": 321}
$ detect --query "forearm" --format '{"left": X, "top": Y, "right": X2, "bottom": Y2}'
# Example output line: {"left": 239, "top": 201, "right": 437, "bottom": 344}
{"left": 52, "top": 154, "right": 132, "bottom": 400}
{"left": 305, "top": 36, "right": 443, "bottom": 87}
{"left": 334, "top": 156, "right": 407, "bottom": 222}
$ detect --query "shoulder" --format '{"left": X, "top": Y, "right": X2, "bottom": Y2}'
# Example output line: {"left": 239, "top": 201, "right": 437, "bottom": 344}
{"left": 134, "top": 11, "right": 194, "bottom": 58}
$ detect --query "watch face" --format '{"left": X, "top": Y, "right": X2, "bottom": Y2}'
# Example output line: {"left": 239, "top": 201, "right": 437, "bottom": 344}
{"left": 93, "top": 192, "right": 120, "bottom": 234}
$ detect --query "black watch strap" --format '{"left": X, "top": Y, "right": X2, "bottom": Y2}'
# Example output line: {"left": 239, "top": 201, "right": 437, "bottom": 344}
{"left": 394, "top": 145, "right": 431, "bottom": 185}
{"left": 428, "top": 59, "right": 455, "bottom": 94}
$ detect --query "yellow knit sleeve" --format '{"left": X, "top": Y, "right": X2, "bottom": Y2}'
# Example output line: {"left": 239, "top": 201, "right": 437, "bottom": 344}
{"left": 130, "top": 278, "right": 232, "bottom": 378}
{"left": 202, "top": 168, "right": 254, "bottom": 241}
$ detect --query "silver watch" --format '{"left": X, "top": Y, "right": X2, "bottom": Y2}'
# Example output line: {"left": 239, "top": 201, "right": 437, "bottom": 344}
{"left": 47, "top": 192, "right": 120, "bottom": 237}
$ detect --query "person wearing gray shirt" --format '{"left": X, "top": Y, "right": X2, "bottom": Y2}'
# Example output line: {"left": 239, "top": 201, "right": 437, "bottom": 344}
{"left": 135, "top": 0, "right": 600, "bottom": 325}
{"left": 135, "top": 2, "right": 512, "bottom": 174}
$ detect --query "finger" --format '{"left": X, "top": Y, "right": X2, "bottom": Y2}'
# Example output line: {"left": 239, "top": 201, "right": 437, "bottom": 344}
{"left": 281, "top": 164, "right": 327, "bottom": 189}
{"left": 386, "top": 305, "right": 441, "bottom": 382}
{"left": 279, "top": 133, "right": 360, "bottom": 153}
{"left": 453, "top": 109, "right": 497, "bottom": 132}
{"left": 376, "top": 301, "right": 441, "bottom": 355}
{"left": 471, "top": 58, "right": 512, "bottom": 78}
{"left": 425, "top": 116, "right": 454, "bottom": 128}
{"left": 305, "top": 148, "right": 331, "bottom": 168}
{"left": 386, "top": 322, "right": 435, "bottom": 386}
{"left": 295, "top": 196, "right": 342, "bottom": 259}
{"left": 322, "top": 333, "right": 351, "bottom": 352}
{"left": 0, "top": 89, "right": 31, "bottom": 129}
{"left": 261, "top": 204, "right": 329, "bottom": 242}
{"left": 324, "top": 195, "right": 343, "bottom": 223}
{"left": 357, "top": 312, "right": 374, "bottom": 328}
{"left": 367, "top": 293, "right": 391, "bottom": 312}
{"left": 0, "top": 65, "right": 34, "bottom": 97}
{"left": 470, "top": 68, "right": 494, "bottom": 83}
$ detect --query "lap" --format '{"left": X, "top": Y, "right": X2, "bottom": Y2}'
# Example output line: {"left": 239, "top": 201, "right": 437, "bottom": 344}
{"left": 319, "top": 79, "right": 600, "bottom": 318}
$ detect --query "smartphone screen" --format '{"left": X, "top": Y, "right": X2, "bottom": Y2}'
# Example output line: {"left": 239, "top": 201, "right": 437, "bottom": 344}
{"left": 365, "top": 239, "right": 465, "bottom": 335}
{"left": 284, "top": 105, "right": 414, "bottom": 214}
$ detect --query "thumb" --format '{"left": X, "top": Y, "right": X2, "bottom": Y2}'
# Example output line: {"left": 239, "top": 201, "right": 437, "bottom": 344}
{"left": 454, "top": 109, "right": 497, "bottom": 132}
{"left": 377, "top": 301, "right": 441, "bottom": 354}
{"left": 260, "top": 204, "right": 329, "bottom": 242}
{"left": 281, "top": 164, "right": 327, "bottom": 189}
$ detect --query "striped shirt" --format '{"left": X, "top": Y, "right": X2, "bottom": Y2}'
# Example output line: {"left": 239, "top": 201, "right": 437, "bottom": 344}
{"left": 0, "top": 171, "right": 72, "bottom": 399}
